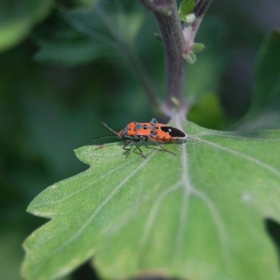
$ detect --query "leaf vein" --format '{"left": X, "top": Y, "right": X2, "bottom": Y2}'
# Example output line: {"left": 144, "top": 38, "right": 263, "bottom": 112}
{"left": 140, "top": 181, "right": 182, "bottom": 247}
{"left": 33, "top": 151, "right": 157, "bottom": 277}
{"left": 192, "top": 137, "right": 280, "bottom": 178}
{"left": 36, "top": 158, "right": 139, "bottom": 207}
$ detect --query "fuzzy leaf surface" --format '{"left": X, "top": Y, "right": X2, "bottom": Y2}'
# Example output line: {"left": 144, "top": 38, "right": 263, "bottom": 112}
{"left": 22, "top": 121, "right": 280, "bottom": 280}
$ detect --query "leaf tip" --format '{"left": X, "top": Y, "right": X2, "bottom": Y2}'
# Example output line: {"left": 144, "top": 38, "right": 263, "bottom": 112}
{"left": 74, "top": 145, "right": 94, "bottom": 165}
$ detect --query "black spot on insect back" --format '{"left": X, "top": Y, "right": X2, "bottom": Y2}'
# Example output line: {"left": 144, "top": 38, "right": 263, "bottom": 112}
{"left": 160, "top": 126, "right": 186, "bottom": 138}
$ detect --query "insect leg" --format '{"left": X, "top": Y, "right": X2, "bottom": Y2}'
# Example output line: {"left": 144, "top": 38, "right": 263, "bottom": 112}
{"left": 122, "top": 139, "right": 146, "bottom": 158}
{"left": 122, "top": 140, "right": 133, "bottom": 157}
{"left": 133, "top": 142, "right": 146, "bottom": 158}
{"left": 150, "top": 118, "right": 158, "bottom": 124}
{"left": 148, "top": 137, "right": 175, "bottom": 155}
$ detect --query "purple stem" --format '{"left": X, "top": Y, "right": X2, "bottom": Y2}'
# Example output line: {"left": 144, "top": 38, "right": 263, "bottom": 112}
{"left": 153, "top": 3, "right": 188, "bottom": 117}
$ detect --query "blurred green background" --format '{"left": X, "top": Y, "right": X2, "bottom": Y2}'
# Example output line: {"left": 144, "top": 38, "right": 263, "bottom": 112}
{"left": 1, "top": 0, "right": 280, "bottom": 279}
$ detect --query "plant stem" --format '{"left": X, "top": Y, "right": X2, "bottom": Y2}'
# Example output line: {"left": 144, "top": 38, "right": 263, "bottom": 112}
{"left": 138, "top": 0, "right": 174, "bottom": 16}
{"left": 191, "top": 0, "right": 213, "bottom": 41}
{"left": 139, "top": 0, "right": 213, "bottom": 119}
{"left": 153, "top": 3, "right": 188, "bottom": 118}
{"left": 194, "top": 0, "right": 213, "bottom": 18}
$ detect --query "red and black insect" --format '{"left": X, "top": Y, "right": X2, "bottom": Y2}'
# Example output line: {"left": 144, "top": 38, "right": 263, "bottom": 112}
{"left": 98, "top": 118, "right": 187, "bottom": 158}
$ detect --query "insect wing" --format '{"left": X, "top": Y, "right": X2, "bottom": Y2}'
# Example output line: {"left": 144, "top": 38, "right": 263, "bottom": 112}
{"left": 159, "top": 126, "right": 186, "bottom": 139}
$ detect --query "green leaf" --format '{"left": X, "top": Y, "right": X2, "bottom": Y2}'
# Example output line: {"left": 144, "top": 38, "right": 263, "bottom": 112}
{"left": 22, "top": 121, "right": 280, "bottom": 280}
{"left": 34, "top": 5, "right": 145, "bottom": 66}
{"left": 253, "top": 30, "right": 280, "bottom": 112}
{"left": 0, "top": 0, "right": 54, "bottom": 52}
{"left": 183, "top": 51, "right": 196, "bottom": 64}
{"left": 73, "top": 0, "right": 98, "bottom": 7}
{"left": 192, "top": 42, "right": 205, "bottom": 53}
{"left": 188, "top": 92, "right": 225, "bottom": 129}
{"left": 179, "top": 0, "right": 195, "bottom": 22}
{"left": 0, "top": 232, "right": 24, "bottom": 280}
{"left": 65, "top": 5, "right": 145, "bottom": 48}
{"left": 33, "top": 9, "right": 112, "bottom": 66}
{"left": 113, "top": 11, "right": 145, "bottom": 47}
{"left": 236, "top": 30, "right": 280, "bottom": 130}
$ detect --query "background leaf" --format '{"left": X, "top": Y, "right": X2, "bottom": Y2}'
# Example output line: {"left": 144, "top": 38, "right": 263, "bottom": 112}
{"left": 33, "top": 6, "right": 145, "bottom": 66}
{"left": 252, "top": 30, "right": 280, "bottom": 113}
{"left": 73, "top": 0, "right": 98, "bottom": 7}
{"left": 235, "top": 30, "right": 280, "bottom": 130}
{"left": 33, "top": 9, "right": 111, "bottom": 66}
{"left": 188, "top": 92, "right": 225, "bottom": 129}
{"left": 0, "top": 232, "right": 24, "bottom": 280}
{"left": 22, "top": 121, "right": 280, "bottom": 280}
{"left": 0, "top": 0, "right": 54, "bottom": 52}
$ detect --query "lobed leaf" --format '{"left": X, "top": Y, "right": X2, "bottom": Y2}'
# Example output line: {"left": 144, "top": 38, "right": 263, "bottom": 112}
{"left": 22, "top": 121, "right": 280, "bottom": 280}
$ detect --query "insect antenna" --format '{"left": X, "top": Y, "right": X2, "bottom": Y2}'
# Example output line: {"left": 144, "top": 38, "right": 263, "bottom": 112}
{"left": 101, "top": 121, "right": 119, "bottom": 136}
{"left": 93, "top": 135, "right": 119, "bottom": 142}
